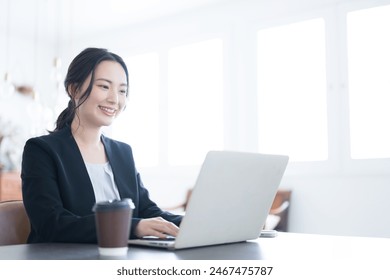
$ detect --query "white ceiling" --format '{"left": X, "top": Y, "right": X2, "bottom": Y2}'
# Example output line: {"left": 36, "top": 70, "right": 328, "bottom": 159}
{"left": 1, "top": 0, "right": 232, "bottom": 41}
{"left": 72, "top": 0, "right": 230, "bottom": 31}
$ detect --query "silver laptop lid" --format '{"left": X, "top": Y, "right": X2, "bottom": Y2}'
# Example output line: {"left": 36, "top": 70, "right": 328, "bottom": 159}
{"left": 174, "top": 151, "right": 289, "bottom": 249}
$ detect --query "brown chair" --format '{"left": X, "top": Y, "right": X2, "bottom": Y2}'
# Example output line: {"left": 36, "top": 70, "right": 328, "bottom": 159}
{"left": 269, "top": 189, "right": 292, "bottom": 232}
{"left": 0, "top": 200, "right": 30, "bottom": 245}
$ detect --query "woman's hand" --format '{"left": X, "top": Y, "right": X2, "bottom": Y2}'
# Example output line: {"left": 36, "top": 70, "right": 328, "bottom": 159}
{"left": 135, "top": 217, "right": 179, "bottom": 238}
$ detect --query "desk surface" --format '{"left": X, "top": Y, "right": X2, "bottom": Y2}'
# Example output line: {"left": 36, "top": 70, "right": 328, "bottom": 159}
{"left": 0, "top": 232, "right": 389, "bottom": 260}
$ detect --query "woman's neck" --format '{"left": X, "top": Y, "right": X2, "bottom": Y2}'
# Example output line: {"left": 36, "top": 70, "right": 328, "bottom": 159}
{"left": 71, "top": 121, "right": 107, "bottom": 163}
{"left": 71, "top": 122, "right": 101, "bottom": 146}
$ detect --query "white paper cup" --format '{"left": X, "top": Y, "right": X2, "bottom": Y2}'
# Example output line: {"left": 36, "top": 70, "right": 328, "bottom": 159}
{"left": 98, "top": 246, "right": 129, "bottom": 256}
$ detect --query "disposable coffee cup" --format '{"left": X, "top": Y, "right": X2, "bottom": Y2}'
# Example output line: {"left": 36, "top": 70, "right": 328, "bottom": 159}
{"left": 92, "top": 199, "right": 134, "bottom": 256}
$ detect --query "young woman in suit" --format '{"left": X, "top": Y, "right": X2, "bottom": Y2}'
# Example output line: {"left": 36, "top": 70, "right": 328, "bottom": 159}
{"left": 21, "top": 48, "right": 181, "bottom": 243}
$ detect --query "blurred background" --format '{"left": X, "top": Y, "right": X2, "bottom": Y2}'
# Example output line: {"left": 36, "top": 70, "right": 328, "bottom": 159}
{"left": 1, "top": 0, "right": 390, "bottom": 238}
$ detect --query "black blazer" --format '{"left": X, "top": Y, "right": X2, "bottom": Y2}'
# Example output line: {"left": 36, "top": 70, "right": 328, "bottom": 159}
{"left": 21, "top": 126, "right": 182, "bottom": 243}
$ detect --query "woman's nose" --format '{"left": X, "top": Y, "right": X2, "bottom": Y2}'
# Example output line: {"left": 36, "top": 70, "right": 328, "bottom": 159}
{"left": 107, "top": 88, "right": 119, "bottom": 104}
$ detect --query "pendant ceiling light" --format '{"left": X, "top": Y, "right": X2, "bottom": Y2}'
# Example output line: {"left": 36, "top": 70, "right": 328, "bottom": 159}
{"left": 2, "top": 0, "right": 13, "bottom": 96}
{"left": 51, "top": 0, "right": 62, "bottom": 92}
{"left": 32, "top": 0, "right": 40, "bottom": 101}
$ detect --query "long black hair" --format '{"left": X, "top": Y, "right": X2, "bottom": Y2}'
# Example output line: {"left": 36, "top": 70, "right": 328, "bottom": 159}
{"left": 53, "top": 47, "right": 129, "bottom": 131}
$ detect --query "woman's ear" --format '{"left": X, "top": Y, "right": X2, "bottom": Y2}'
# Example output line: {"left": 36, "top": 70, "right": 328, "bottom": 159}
{"left": 67, "top": 84, "right": 79, "bottom": 99}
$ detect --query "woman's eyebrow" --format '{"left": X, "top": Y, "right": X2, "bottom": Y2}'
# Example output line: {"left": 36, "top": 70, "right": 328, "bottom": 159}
{"left": 95, "top": 78, "right": 127, "bottom": 86}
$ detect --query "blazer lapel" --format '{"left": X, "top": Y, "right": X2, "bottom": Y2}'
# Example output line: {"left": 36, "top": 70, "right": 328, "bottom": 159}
{"left": 101, "top": 135, "right": 137, "bottom": 200}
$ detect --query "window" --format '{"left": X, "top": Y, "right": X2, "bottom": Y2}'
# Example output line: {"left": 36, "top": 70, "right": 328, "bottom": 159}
{"left": 111, "top": 53, "right": 160, "bottom": 167}
{"left": 257, "top": 18, "right": 328, "bottom": 162}
{"left": 347, "top": 5, "right": 390, "bottom": 159}
{"left": 111, "top": 39, "right": 224, "bottom": 167}
{"left": 168, "top": 38, "right": 224, "bottom": 165}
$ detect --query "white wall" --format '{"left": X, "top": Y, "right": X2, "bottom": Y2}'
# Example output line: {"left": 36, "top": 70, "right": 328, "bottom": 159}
{"left": 2, "top": 0, "right": 390, "bottom": 238}
{"left": 283, "top": 174, "right": 390, "bottom": 238}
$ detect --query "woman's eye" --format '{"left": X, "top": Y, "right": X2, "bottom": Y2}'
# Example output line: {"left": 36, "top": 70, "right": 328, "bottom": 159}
{"left": 98, "top": 84, "right": 109, "bottom": 90}
{"left": 119, "top": 90, "right": 127, "bottom": 95}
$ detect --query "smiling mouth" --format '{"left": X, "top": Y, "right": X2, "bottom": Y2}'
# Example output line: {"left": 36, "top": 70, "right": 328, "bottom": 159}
{"left": 99, "top": 106, "right": 116, "bottom": 115}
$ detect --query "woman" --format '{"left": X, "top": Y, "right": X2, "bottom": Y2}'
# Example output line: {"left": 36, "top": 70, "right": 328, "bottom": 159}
{"left": 21, "top": 48, "right": 182, "bottom": 243}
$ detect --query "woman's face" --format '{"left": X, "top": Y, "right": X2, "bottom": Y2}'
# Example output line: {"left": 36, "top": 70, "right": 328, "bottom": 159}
{"left": 74, "top": 60, "right": 128, "bottom": 128}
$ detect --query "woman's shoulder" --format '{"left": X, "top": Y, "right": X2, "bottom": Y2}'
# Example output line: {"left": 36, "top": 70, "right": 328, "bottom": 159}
{"left": 26, "top": 127, "right": 73, "bottom": 148}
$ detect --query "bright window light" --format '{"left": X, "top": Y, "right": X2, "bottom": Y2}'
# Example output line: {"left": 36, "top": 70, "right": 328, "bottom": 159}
{"left": 168, "top": 38, "right": 224, "bottom": 166}
{"left": 347, "top": 5, "right": 390, "bottom": 159}
{"left": 257, "top": 18, "right": 328, "bottom": 162}
{"left": 111, "top": 53, "right": 159, "bottom": 167}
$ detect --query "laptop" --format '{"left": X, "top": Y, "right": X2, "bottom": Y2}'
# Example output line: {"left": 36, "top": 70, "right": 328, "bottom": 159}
{"left": 128, "top": 150, "right": 289, "bottom": 250}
